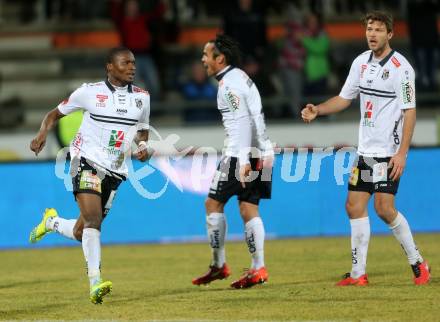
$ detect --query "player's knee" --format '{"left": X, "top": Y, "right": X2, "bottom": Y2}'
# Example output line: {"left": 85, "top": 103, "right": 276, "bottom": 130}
{"left": 205, "top": 198, "right": 223, "bottom": 214}
{"left": 82, "top": 213, "right": 102, "bottom": 230}
{"left": 239, "top": 202, "right": 258, "bottom": 219}
{"left": 374, "top": 200, "right": 394, "bottom": 219}
{"left": 73, "top": 226, "right": 83, "bottom": 241}
{"left": 345, "top": 200, "right": 363, "bottom": 217}
{"left": 239, "top": 202, "right": 249, "bottom": 216}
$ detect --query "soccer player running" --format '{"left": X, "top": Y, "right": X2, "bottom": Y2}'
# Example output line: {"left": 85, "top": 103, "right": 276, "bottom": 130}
{"left": 192, "top": 34, "right": 274, "bottom": 289}
{"left": 29, "top": 47, "right": 151, "bottom": 303}
{"left": 302, "top": 11, "right": 430, "bottom": 286}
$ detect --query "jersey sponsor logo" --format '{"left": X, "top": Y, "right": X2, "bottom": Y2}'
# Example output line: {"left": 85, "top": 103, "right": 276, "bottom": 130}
{"left": 351, "top": 248, "right": 358, "bottom": 264}
{"left": 117, "top": 93, "right": 126, "bottom": 101}
{"left": 360, "top": 64, "right": 367, "bottom": 78}
{"left": 401, "top": 82, "right": 414, "bottom": 104}
{"left": 135, "top": 98, "right": 143, "bottom": 109}
{"left": 133, "top": 86, "right": 149, "bottom": 94}
{"left": 349, "top": 167, "right": 359, "bottom": 186}
{"left": 96, "top": 94, "right": 109, "bottom": 107}
{"left": 392, "top": 120, "right": 400, "bottom": 144}
{"left": 372, "top": 162, "right": 388, "bottom": 183}
{"left": 209, "top": 229, "right": 220, "bottom": 249}
{"left": 72, "top": 132, "right": 83, "bottom": 148}
{"left": 111, "top": 151, "right": 125, "bottom": 170}
{"left": 246, "top": 232, "right": 256, "bottom": 253}
{"left": 362, "top": 101, "right": 375, "bottom": 127}
{"left": 391, "top": 56, "right": 401, "bottom": 67}
{"left": 226, "top": 91, "right": 240, "bottom": 111}
{"left": 107, "top": 130, "right": 125, "bottom": 168}
{"left": 381, "top": 69, "right": 389, "bottom": 80}
{"left": 116, "top": 108, "right": 127, "bottom": 115}
{"left": 108, "top": 130, "right": 124, "bottom": 148}
{"left": 79, "top": 170, "right": 102, "bottom": 193}
{"left": 89, "top": 82, "right": 103, "bottom": 87}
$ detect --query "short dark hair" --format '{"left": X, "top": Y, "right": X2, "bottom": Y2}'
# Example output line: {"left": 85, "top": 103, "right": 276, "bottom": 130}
{"left": 106, "top": 46, "right": 132, "bottom": 64}
{"left": 364, "top": 11, "right": 393, "bottom": 33}
{"left": 209, "top": 34, "right": 242, "bottom": 67}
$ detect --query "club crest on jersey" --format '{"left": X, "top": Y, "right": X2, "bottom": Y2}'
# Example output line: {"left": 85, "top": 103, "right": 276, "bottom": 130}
{"left": 96, "top": 94, "right": 108, "bottom": 107}
{"left": 135, "top": 98, "right": 143, "bottom": 109}
{"left": 226, "top": 91, "right": 240, "bottom": 111}
{"left": 381, "top": 69, "right": 389, "bottom": 80}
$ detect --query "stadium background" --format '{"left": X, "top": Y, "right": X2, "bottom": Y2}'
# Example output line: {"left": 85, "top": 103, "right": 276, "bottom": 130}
{"left": 0, "top": 1, "right": 439, "bottom": 320}
{"left": 0, "top": 0, "right": 439, "bottom": 247}
{"left": 0, "top": 1, "right": 440, "bottom": 244}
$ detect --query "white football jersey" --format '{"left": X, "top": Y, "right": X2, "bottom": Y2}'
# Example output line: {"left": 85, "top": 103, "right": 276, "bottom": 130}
{"left": 340, "top": 50, "right": 416, "bottom": 157}
{"left": 215, "top": 66, "right": 273, "bottom": 165}
{"left": 58, "top": 80, "right": 150, "bottom": 177}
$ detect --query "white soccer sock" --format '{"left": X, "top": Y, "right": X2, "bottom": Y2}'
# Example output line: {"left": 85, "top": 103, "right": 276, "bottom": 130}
{"left": 206, "top": 212, "right": 227, "bottom": 268}
{"left": 245, "top": 216, "right": 265, "bottom": 269}
{"left": 389, "top": 212, "right": 423, "bottom": 265}
{"left": 350, "top": 217, "right": 370, "bottom": 278}
{"left": 46, "top": 217, "right": 77, "bottom": 240}
{"left": 82, "top": 228, "right": 101, "bottom": 287}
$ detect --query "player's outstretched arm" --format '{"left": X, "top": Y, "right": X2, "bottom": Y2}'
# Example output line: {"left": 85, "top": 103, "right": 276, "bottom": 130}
{"left": 30, "top": 108, "right": 65, "bottom": 156}
{"left": 301, "top": 96, "right": 352, "bottom": 123}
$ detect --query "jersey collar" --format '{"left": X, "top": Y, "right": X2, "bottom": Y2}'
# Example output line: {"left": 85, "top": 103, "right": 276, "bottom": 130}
{"left": 367, "top": 49, "right": 395, "bottom": 67}
{"left": 105, "top": 79, "right": 133, "bottom": 93}
{"left": 215, "top": 66, "right": 234, "bottom": 81}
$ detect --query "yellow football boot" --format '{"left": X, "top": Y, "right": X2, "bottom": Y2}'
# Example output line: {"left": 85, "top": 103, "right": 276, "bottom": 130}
{"left": 29, "top": 208, "right": 58, "bottom": 243}
{"left": 90, "top": 280, "right": 113, "bottom": 304}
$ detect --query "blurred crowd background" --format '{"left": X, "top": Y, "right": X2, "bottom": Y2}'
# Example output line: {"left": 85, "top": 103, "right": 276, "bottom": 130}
{"left": 0, "top": 0, "right": 438, "bottom": 131}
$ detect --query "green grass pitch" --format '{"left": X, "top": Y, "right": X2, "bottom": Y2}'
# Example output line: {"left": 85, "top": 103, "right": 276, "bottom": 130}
{"left": 0, "top": 234, "right": 438, "bottom": 321}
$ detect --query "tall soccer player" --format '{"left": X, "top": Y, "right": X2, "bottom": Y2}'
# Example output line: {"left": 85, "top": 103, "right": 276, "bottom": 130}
{"left": 302, "top": 11, "right": 430, "bottom": 285}
{"left": 192, "top": 34, "right": 274, "bottom": 289}
{"left": 29, "top": 47, "right": 151, "bottom": 303}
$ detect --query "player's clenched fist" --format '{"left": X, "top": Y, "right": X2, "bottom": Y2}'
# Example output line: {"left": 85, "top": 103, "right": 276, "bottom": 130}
{"left": 301, "top": 104, "right": 319, "bottom": 123}
{"left": 30, "top": 132, "right": 47, "bottom": 156}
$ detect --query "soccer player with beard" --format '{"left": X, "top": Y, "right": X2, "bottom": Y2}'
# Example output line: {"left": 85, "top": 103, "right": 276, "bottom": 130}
{"left": 302, "top": 11, "right": 430, "bottom": 286}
